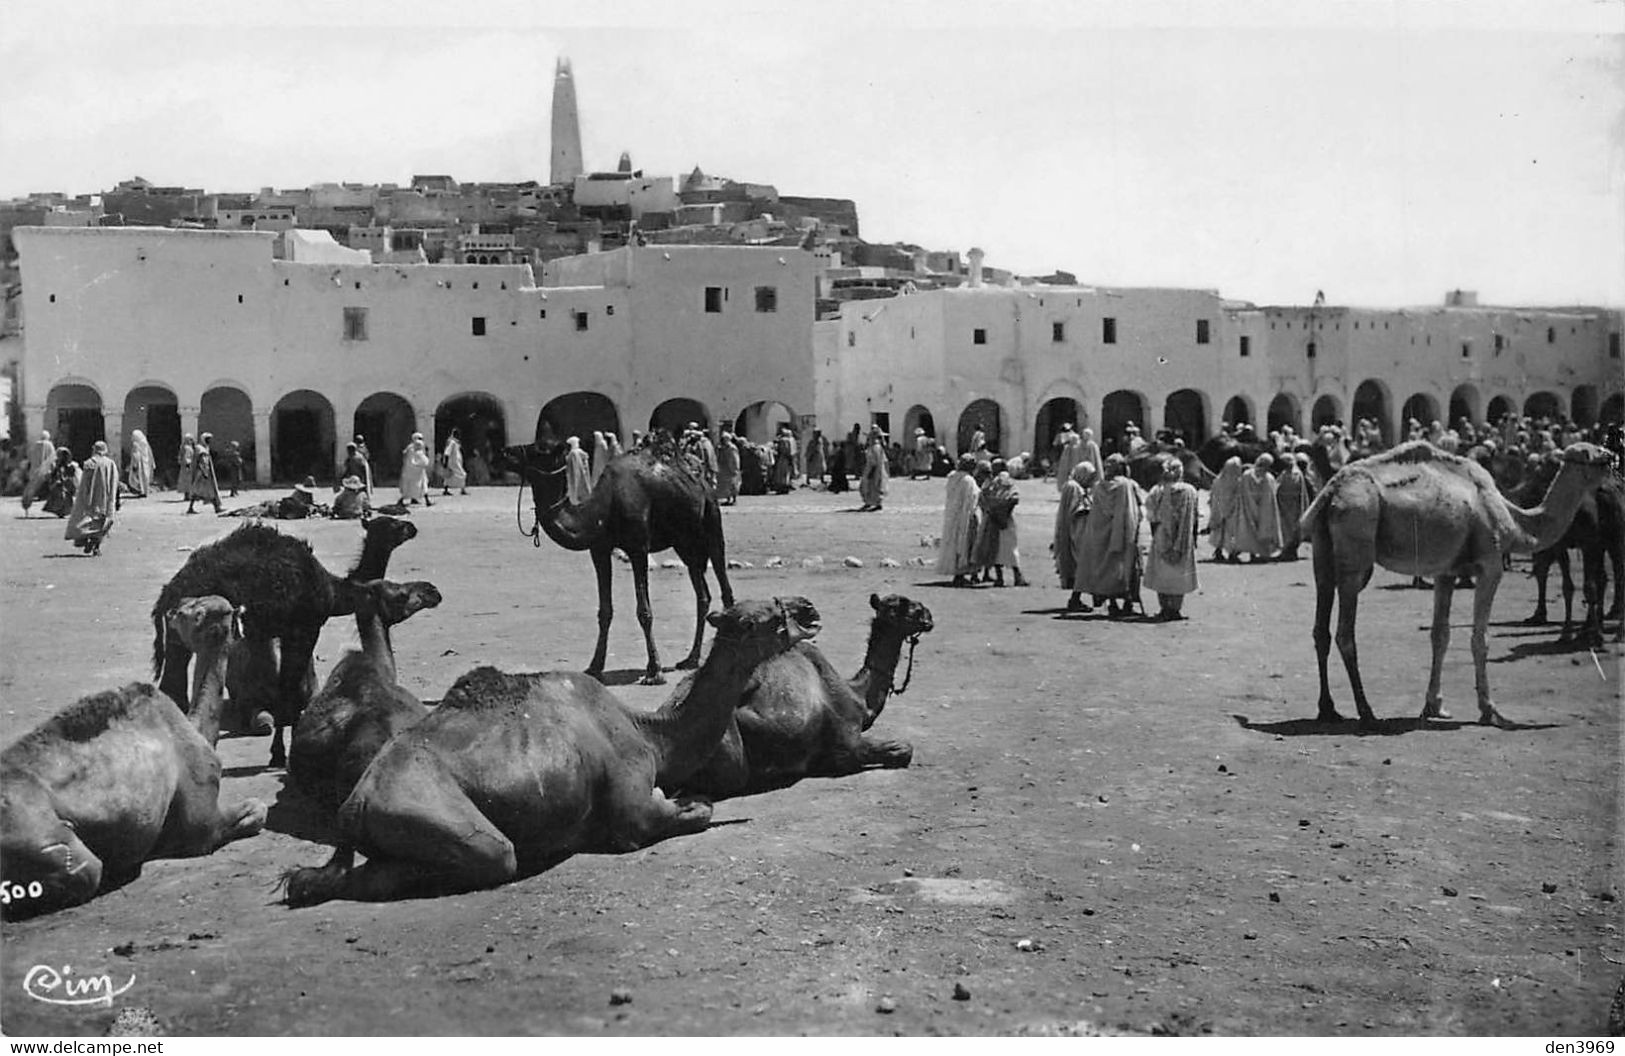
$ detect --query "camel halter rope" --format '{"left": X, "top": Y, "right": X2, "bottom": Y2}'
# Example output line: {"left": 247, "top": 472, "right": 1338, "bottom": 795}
{"left": 515, "top": 460, "right": 568, "bottom": 548}
{"left": 891, "top": 632, "right": 923, "bottom": 695}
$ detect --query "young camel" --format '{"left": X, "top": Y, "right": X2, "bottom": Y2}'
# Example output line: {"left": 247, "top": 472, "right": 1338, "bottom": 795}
{"left": 684, "top": 593, "right": 933, "bottom": 796}
{"left": 1302, "top": 440, "right": 1615, "bottom": 728}
{"left": 288, "top": 579, "right": 443, "bottom": 807}
{"left": 0, "top": 597, "right": 266, "bottom": 918}
{"left": 282, "top": 596, "right": 819, "bottom": 906}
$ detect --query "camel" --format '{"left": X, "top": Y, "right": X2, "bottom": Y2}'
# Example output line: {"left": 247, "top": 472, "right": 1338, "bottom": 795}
{"left": 1508, "top": 462, "right": 1625, "bottom": 645}
{"left": 1301, "top": 440, "right": 1616, "bottom": 727}
{"left": 282, "top": 596, "right": 819, "bottom": 906}
{"left": 684, "top": 593, "right": 933, "bottom": 796}
{"left": 288, "top": 579, "right": 443, "bottom": 807}
{"left": 510, "top": 431, "right": 734, "bottom": 685}
{"left": 0, "top": 597, "right": 265, "bottom": 918}
{"left": 152, "top": 514, "right": 418, "bottom": 768}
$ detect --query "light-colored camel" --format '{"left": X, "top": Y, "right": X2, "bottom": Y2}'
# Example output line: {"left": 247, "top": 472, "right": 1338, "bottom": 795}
{"left": 1301, "top": 440, "right": 1615, "bottom": 727}
{"left": 288, "top": 579, "right": 443, "bottom": 807}
{"left": 282, "top": 596, "right": 819, "bottom": 906}
{"left": 685, "top": 593, "right": 932, "bottom": 796}
{"left": 0, "top": 597, "right": 266, "bottom": 918}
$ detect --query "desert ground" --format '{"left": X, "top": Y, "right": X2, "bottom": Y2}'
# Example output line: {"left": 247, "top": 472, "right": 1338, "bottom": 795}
{"left": 0, "top": 476, "right": 1619, "bottom": 1037}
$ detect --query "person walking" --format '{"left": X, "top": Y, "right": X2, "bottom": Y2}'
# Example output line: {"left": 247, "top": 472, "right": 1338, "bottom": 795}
{"left": 938, "top": 454, "right": 982, "bottom": 587}
{"left": 1144, "top": 458, "right": 1200, "bottom": 621}
{"left": 1053, "top": 461, "right": 1099, "bottom": 611}
{"left": 354, "top": 434, "right": 375, "bottom": 495}
{"left": 1052, "top": 423, "right": 1082, "bottom": 491}
{"left": 65, "top": 440, "right": 118, "bottom": 556}
{"left": 565, "top": 435, "right": 592, "bottom": 505}
{"left": 217, "top": 439, "right": 243, "bottom": 497}
{"left": 859, "top": 430, "right": 889, "bottom": 511}
{"left": 441, "top": 428, "right": 468, "bottom": 496}
{"left": 716, "top": 429, "right": 741, "bottom": 505}
{"left": 126, "top": 429, "right": 156, "bottom": 498}
{"left": 400, "top": 436, "right": 433, "bottom": 506}
{"left": 176, "top": 434, "right": 198, "bottom": 503}
{"left": 186, "top": 434, "right": 223, "bottom": 514}
{"left": 20, "top": 430, "right": 56, "bottom": 514}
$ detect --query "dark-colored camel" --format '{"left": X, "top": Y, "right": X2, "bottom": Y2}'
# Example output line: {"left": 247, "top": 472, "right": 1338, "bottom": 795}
{"left": 1302, "top": 441, "right": 1614, "bottom": 728}
{"left": 282, "top": 596, "right": 819, "bottom": 906}
{"left": 510, "top": 433, "right": 734, "bottom": 685}
{"left": 1509, "top": 462, "right": 1625, "bottom": 645}
{"left": 684, "top": 593, "right": 932, "bottom": 797}
{"left": 1, "top": 597, "right": 265, "bottom": 918}
{"left": 288, "top": 579, "right": 443, "bottom": 807}
{"left": 152, "top": 515, "right": 418, "bottom": 768}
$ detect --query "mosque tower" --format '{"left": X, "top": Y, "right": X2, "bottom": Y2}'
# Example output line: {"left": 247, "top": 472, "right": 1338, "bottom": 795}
{"left": 549, "top": 57, "right": 584, "bottom": 186}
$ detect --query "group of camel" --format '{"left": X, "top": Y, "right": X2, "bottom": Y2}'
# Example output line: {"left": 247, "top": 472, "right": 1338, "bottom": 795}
{"left": 1, "top": 434, "right": 933, "bottom": 916}
{"left": 1, "top": 424, "right": 1615, "bottom": 918}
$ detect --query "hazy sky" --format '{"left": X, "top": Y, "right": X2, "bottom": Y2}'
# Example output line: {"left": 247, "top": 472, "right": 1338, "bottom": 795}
{"left": 3, "top": 0, "right": 1621, "bottom": 307}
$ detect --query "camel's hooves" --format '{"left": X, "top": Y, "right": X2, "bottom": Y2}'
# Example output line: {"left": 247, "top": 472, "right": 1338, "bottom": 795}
{"left": 1523, "top": 614, "right": 1548, "bottom": 626}
{"left": 1316, "top": 709, "right": 1345, "bottom": 724}
{"left": 233, "top": 799, "right": 269, "bottom": 837}
{"left": 1480, "top": 710, "right": 1513, "bottom": 729}
{"left": 639, "top": 673, "right": 667, "bottom": 686}
{"left": 674, "top": 657, "right": 700, "bottom": 671}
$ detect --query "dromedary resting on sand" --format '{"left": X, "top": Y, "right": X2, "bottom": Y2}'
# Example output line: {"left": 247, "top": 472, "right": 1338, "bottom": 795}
{"left": 282, "top": 597, "right": 819, "bottom": 906}
{"left": 152, "top": 515, "right": 418, "bottom": 768}
{"left": 1301, "top": 440, "right": 1615, "bottom": 727}
{"left": 684, "top": 593, "right": 933, "bottom": 797}
{"left": 511, "top": 432, "right": 734, "bottom": 685}
{"left": 288, "top": 579, "right": 443, "bottom": 807}
{"left": 1, "top": 597, "right": 266, "bottom": 918}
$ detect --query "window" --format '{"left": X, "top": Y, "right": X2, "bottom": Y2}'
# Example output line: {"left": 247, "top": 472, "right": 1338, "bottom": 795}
{"left": 973, "top": 328, "right": 987, "bottom": 345}
{"left": 1306, "top": 341, "right": 1317, "bottom": 359}
{"left": 754, "top": 286, "right": 777, "bottom": 312}
{"left": 1461, "top": 341, "right": 1471, "bottom": 359}
{"left": 704, "top": 286, "right": 723, "bottom": 313}
{"left": 343, "top": 307, "right": 368, "bottom": 341}
{"left": 1239, "top": 335, "right": 1251, "bottom": 357}
{"left": 1493, "top": 333, "right": 1504, "bottom": 354}
{"left": 539, "top": 308, "right": 547, "bottom": 319}
{"left": 1102, "top": 317, "right": 1117, "bottom": 344}
{"left": 574, "top": 310, "right": 589, "bottom": 331}
{"left": 1548, "top": 326, "right": 1556, "bottom": 344}
{"left": 606, "top": 305, "right": 615, "bottom": 316}
{"left": 1196, "top": 319, "right": 1210, "bottom": 344}
{"left": 471, "top": 316, "right": 486, "bottom": 336}
{"left": 1052, "top": 322, "right": 1065, "bottom": 342}
{"left": 1611, "top": 332, "right": 1621, "bottom": 359}
{"left": 847, "top": 331, "right": 856, "bottom": 347}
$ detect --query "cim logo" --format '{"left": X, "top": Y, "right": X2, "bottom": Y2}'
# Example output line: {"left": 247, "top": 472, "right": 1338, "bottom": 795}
{"left": 22, "top": 964, "right": 136, "bottom": 1007}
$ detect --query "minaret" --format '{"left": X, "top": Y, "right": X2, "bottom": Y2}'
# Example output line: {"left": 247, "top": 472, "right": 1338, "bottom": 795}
{"left": 550, "top": 57, "right": 584, "bottom": 186}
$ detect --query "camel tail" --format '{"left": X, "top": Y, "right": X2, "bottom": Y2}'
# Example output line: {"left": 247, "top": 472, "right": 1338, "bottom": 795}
{"left": 1298, "top": 484, "right": 1334, "bottom": 538}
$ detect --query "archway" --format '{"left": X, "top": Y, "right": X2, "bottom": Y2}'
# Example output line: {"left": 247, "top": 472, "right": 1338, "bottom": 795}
{"left": 1267, "top": 393, "right": 1301, "bottom": 435}
{"left": 271, "top": 390, "right": 336, "bottom": 484}
{"left": 1486, "top": 394, "right": 1517, "bottom": 425}
{"left": 435, "top": 392, "right": 507, "bottom": 485}
{"left": 200, "top": 386, "right": 254, "bottom": 483}
{"left": 540, "top": 391, "right": 624, "bottom": 444}
{"left": 1353, "top": 380, "right": 1392, "bottom": 444}
{"left": 1222, "top": 394, "right": 1253, "bottom": 431}
{"left": 1100, "top": 390, "right": 1148, "bottom": 455}
{"left": 1448, "top": 384, "right": 1480, "bottom": 430}
{"left": 1033, "top": 397, "right": 1082, "bottom": 459}
{"left": 1601, "top": 393, "right": 1624, "bottom": 426}
{"left": 353, "top": 391, "right": 417, "bottom": 482}
{"left": 45, "top": 382, "right": 104, "bottom": 462}
{"left": 902, "top": 404, "right": 937, "bottom": 441}
{"left": 1572, "top": 385, "right": 1600, "bottom": 428}
{"left": 646, "top": 397, "right": 706, "bottom": 441}
{"left": 1400, "top": 392, "right": 1441, "bottom": 437}
{"left": 1523, "top": 391, "right": 1562, "bottom": 422}
{"left": 734, "top": 400, "right": 797, "bottom": 445}
{"left": 123, "top": 383, "right": 180, "bottom": 483}
{"left": 956, "top": 398, "right": 1004, "bottom": 456}
{"left": 1162, "top": 389, "right": 1206, "bottom": 446}
{"left": 1310, "top": 394, "right": 1341, "bottom": 431}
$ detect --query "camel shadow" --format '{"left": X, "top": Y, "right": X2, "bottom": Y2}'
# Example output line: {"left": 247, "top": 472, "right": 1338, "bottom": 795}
{"left": 262, "top": 775, "right": 343, "bottom": 844}
{"left": 40, "top": 552, "right": 94, "bottom": 559}
{"left": 914, "top": 579, "right": 975, "bottom": 590}
{"left": 1487, "top": 637, "right": 1612, "bottom": 664}
{"left": 1231, "top": 713, "right": 1561, "bottom": 737}
{"left": 595, "top": 667, "right": 669, "bottom": 687}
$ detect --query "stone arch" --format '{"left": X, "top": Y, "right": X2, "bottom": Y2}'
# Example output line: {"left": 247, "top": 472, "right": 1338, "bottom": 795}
{"left": 539, "top": 391, "right": 624, "bottom": 444}
{"left": 903, "top": 404, "right": 937, "bottom": 440}
{"left": 1486, "top": 394, "right": 1517, "bottom": 425}
{"left": 1601, "top": 392, "right": 1624, "bottom": 426}
{"left": 1033, "top": 395, "right": 1083, "bottom": 459}
{"left": 1572, "top": 384, "right": 1600, "bottom": 428}
{"left": 1523, "top": 390, "right": 1562, "bottom": 422}
{"left": 1267, "top": 393, "right": 1301, "bottom": 434}
{"left": 200, "top": 386, "right": 254, "bottom": 483}
{"left": 1353, "top": 379, "right": 1393, "bottom": 444}
{"left": 435, "top": 392, "right": 508, "bottom": 484}
{"left": 1162, "top": 388, "right": 1208, "bottom": 446}
{"left": 272, "top": 389, "right": 336, "bottom": 484}
{"left": 45, "top": 381, "right": 105, "bottom": 462}
{"left": 1222, "top": 394, "right": 1254, "bottom": 431}
{"left": 1310, "top": 393, "right": 1342, "bottom": 430}
{"left": 353, "top": 391, "right": 418, "bottom": 482}
{"left": 734, "top": 400, "right": 798, "bottom": 445}
{"left": 643, "top": 397, "right": 703, "bottom": 441}
{"left": 123, "top": 382, "right": 181, "bottom": 482}
{"left": 1101, "top": 390, "right": 1148, "bottom": 454}
{"left": 1400, "top": 391, "right": 1441, "bottom": 437}
{"left": 1448, "top": 383, "right": 1481, "bottom": 430}
{"left": 956, "top": 397, "right": 1005, "bottom": 456}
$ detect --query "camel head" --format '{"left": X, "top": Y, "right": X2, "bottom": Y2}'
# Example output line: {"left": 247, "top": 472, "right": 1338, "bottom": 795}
{"left": 1, "top": 777, "right": 102, "bottom": 917}
{"left": 1560, "top": 441, "right": 1614, "bottom": 472}
{"left": 357, "top": 579, "right": 444, "bottom": 628}
{"left": 707, "top": 596, "right": 821, "bottom": 660}
{"left": 165, "top": 596, "right": 244, "bottom": 655}
{"left": 361, "top": 514, "right": 417, "bottom": 551}
{"left": 870, "top": 593, "right": 934, "bottom": 639}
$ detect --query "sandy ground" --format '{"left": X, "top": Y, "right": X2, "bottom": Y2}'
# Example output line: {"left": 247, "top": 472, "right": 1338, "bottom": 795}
{"left": 0, "top": 477, "right": 1619, "bottom": 1037}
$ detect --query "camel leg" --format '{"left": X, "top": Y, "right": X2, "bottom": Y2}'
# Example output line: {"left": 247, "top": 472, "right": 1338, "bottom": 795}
{"left": 1333, "top": 574, "right": 1379, "bottom": 727}
{"left": 269, "top": 625, "right": 320, "bottom": 769}
{"left": 1421, "top": 578, "right": 1455, "bottom": 720}
{"left": 1580, "top": 545, "right": 1605, "bottom": 647}
{"left": 856, "top": 735, "right": 914, "bottom": 769}
{"left": 675, "top": 561, "right": 711, "bottom": 670}
{"left": 1526, "top": 552, "right": 1552, "bottom": 625}
{"left": 162, "top": 773, "right": 266, "bottom": 855}
{"left": 1471, "top": 561, "right": 1510, "bottom": 728}
{"left": 707, "top": 507, "right": 736, "bottom": 608}
{"left": 1556, "top": 550, "right": 1575, "bottom": 643}
{"left": 1310, "top": 525, "right": 1344, "bottom": 723}
{"left": 630, "top": 552, "right": 665, "bottom": 685}
{"left": 587, "top": 547, "right": 614, "bottom": 678}
{"left": 602, "top": 785, "right": 712, "bottom": 852}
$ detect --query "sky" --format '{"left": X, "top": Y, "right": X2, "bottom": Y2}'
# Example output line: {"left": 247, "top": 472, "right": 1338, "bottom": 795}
{"left": 2, "top": 0, "right": 1621, "bottom": 308}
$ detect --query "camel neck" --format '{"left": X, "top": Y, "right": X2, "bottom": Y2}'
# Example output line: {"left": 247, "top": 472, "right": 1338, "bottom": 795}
{"left": 347, "top": 536, "right": 396, "bottom": 581}
{"left": 852, "top": 620, "right": 907, "bottom": 726}
{"left": 356, "top": 609, "right": 397, "bottom": 683}
{"left": 1505, "top": 463, "right": 1595, "bottom": 552}
{"left": 641, "top": 636, "right": 763, "bottom": 787}
{"left": 189, "top": 641, "right": 230, "bottom": 746}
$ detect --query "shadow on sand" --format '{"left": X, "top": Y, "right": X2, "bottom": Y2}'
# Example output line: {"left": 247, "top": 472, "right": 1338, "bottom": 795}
{"left": 1231, "top": 712, "right": 1561, "bottom": 737}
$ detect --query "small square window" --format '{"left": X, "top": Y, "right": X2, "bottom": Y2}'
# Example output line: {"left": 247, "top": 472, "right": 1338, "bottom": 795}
{"left": 1240, "top": 335, "right": 1251, "bottom": 357}
{"left": 1461, "top": 341, "right": 1471, "bottom": 359}
{"left": 606, "top": 305, "right": 615, "bottom": 316}
{"left": 1611, "top": 332, "right": 1620, "bottom": 359}
{"left": 575, "top": 310, "right": 589, "bottom": 331}
{"left": 539, "top": 308, "right": 547, "bottom": 319}
{"left": 973, "top": 328, "right": 987, "bottom": 345}
{"left": 1493, "top": 334, "right": 1504, "bottom": 354}
{"left": 1196, "top": 319, "right": 1210, "bottom": 344}
{"left": 1102, "top": 317, "right": 1117, "bottom": 344}
{"left": 1052, "top": 322, "right": 1065, "bottom": 342}
{"left": 1306, "top": 341, "right": 1317, "bottom": 359}
{"left": 704, "top": 286, "right": 723, "bottom": 313}
{"left": 754, "top": 286, "right": 777, "bottom": 312}
{"left": 471, "top": 316, "right": 486, "bottom": 336}
{"left": 847, "top": 331, "right": 856, "bottom": 347}
{"left": 1548, "top": 326, "right": 1556, "bottom": 344}
{"left": 343, "top": 307, "right": 368, "bottom": 341}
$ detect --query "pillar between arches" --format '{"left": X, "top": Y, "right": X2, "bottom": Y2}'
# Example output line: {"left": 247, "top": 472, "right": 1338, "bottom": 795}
{"left": 252, "top": 411, "right": 271, "bottom": 485}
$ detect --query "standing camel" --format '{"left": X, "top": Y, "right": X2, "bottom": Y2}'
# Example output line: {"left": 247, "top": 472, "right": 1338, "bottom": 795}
{"left": 1301, "top": 440, "right": 1615, "bottom": 727}
{"left": 511, "top": 432, "right": 734, "bottom": 685}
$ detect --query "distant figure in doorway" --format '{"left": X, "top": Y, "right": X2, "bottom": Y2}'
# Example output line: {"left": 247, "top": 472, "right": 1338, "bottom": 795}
{"left": 126, "top": 428, "right": 156, "bottom": 498}
{"left": 20, "top": 430, "right": 56, "bottom": 513}
{"left": 42, "top": 447, "right": 77, "bottom": 518}
{"left": 911, "top": 428, "right": 934, "bottom": 480}
{"left": 176, "top": 434, "right": 197, "bottom": 500}
{"left": 65, "top": 440, "right": 118, "bottom": 556}
{"left": 716, "top": 428, "right": 741, "bottom": 505}
{"left": 805, "top": 429, "right": 828, "bottom": 487}
{"left": 354, "top": 434, "right": 375, "bottom": 495}
{"left": 186, "top": 433, "right": 223, "bottom": 515}
{"left": 565, "top": 435, "right": 592, "bottom": 505}
{"left": 859, "top": 430, "right": 889, "bottom": 511}
{"left": 218, "top": 439, "right": 244, "bottom": 497}
{"left": 441, "top": 428, "right": 468, "bottom": 496}
{"left": 400, "top": 435, "right": 433, "bottom": 506}
{"left": 771, "top": 424, "right": 798, "bottom": 494}
{"left": 1052, "top": 423, "right": 1082, "bottom": 491}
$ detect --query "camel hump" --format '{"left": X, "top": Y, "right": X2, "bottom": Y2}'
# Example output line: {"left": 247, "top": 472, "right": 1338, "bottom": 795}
{"left": 4, "top": 683, "right": 166, "bottom": 759}
{"left": 1374, "top": 440, "right": 1470, "bottom": 469}
{"left": 440, "top": 666, "right": 546, "bottom": 712}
